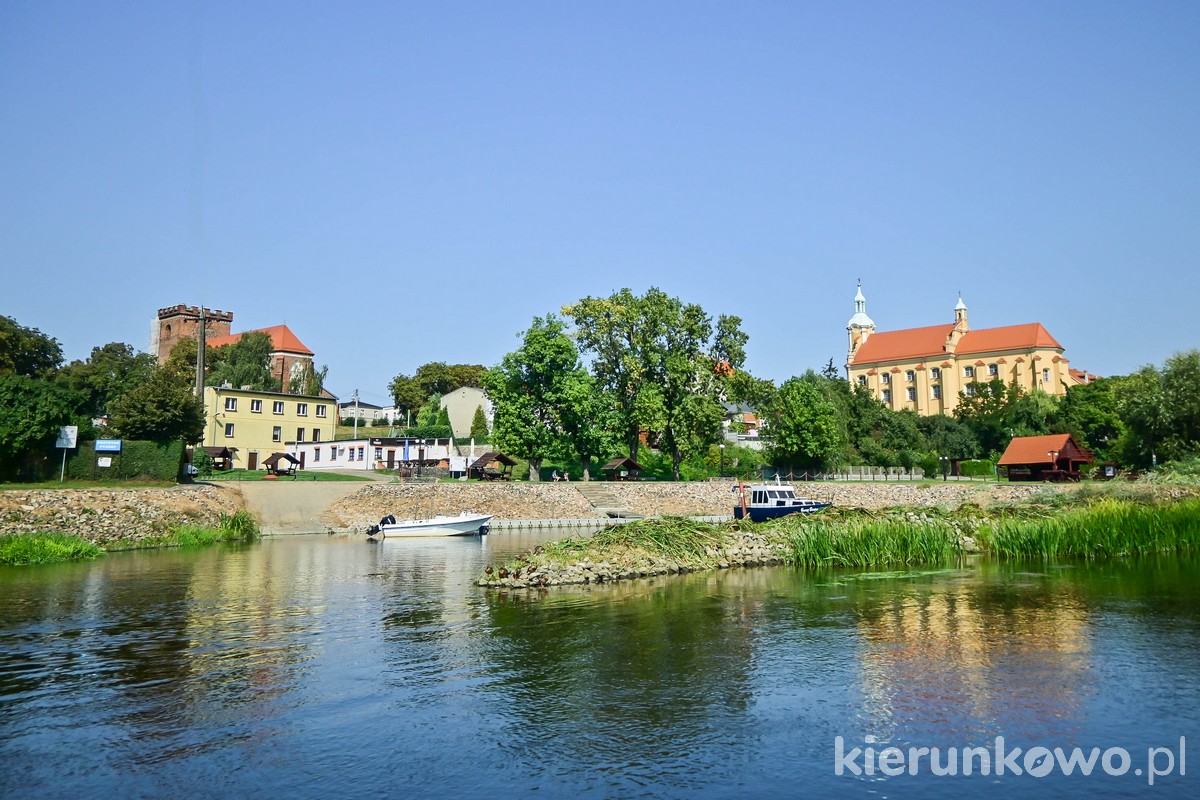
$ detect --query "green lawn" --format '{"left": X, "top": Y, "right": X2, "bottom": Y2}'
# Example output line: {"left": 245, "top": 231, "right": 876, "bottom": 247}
{"left": 202, "top": 470, "right": 372, "bottom": 482}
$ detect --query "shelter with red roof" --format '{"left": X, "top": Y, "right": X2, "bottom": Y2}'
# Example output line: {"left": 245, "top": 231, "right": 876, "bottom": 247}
{"left": 845, "top": 283, "right": 1087, "bottom": 416}
{"left": 997, "top": 433, "right": 1094, "bottom": 481}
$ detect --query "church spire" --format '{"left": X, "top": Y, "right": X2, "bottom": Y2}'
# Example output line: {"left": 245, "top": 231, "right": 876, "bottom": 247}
{"left": 848, "top": 279, "right": 874, "bottom": 329}
{"left": 954, "top": 292, "right": 968, "bottom": 326}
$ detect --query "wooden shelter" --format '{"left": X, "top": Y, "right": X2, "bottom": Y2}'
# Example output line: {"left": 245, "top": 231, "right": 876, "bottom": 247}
{"left": 196, "top": 446, "right": 236, "bottom": 471}
{"left": 262, "top": 452, "right": 301, "bottom": 477}
{"left": 998, "top": 434, "right": 1093, "bottom": 482}
{"left": 468, "top": 452, "right": 516, "bottom": 481}
{"left": 601, "top": 457, "right": 643, "bottom": 481}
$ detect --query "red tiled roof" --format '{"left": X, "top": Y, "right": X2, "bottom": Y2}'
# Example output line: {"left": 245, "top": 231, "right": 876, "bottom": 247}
{"left": 206, "top": 324, "right": 314, "bottom": 356}
{"left": 998, "top": 434, "right": 1094, "bottom": 466}
{"left": 851, "top": 321, "right": 1063, "bottom": 365}
{"left": 957, "top": 324, "right": 1063, "bottom": 356}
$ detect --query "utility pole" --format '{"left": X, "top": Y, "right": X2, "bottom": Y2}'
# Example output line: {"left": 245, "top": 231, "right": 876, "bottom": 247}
{"left": 353, "top": 389, "right": 359, "bottom": 439}
{"left": 195, "top": 306, "right": 206, "bottom": 398}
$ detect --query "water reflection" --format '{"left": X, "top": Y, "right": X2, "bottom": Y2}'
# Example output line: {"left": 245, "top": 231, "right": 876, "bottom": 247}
{"left": 2, "top": 540, "right": 1198, "bottom": 799}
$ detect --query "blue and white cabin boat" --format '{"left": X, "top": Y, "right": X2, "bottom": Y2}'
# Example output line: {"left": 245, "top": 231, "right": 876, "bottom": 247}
{"left": 733, "top": 482, "right": 831, "bottom": 522}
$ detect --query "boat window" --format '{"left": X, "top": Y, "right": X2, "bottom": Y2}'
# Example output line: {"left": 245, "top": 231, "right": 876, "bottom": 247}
{"left": 768, "top": 490, "right": 779, "bottom": 498}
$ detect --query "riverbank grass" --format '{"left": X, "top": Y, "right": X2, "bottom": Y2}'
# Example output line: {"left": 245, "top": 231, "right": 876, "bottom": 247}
{"left": 1, "top": 510, "right": 262, "bottom": 566}
{"left": 0, "top": 533, "right": 105, "bottom": 566}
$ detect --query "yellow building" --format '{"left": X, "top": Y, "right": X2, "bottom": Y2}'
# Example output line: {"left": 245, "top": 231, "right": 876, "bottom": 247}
{"left": 846, "top": 283, "right": 1078, "bottom": 415}
{"left": 203, "top": 386, "right": 337, "bottom": 470}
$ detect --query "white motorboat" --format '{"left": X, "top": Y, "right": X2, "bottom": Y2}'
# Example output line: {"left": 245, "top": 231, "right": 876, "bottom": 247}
{"left": 366, "top": 511, "right": 492, "bottom": 538}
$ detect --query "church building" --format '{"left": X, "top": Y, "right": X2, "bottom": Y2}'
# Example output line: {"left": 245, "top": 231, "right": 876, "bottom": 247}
{"left": 845, "top": 283, "right": 1082, "bottom": 416}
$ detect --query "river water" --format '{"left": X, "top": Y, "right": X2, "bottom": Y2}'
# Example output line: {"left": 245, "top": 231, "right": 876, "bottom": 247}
{"left": 1, "top": 532, "right": 1197, "bottom": 799}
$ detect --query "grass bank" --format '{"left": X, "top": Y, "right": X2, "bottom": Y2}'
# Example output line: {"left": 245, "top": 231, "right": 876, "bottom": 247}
{"left": 0, "top": 510, "right": 262, "bottom": 566}
{"left": 482, "top": 489, "right": 1200, "bottom": 588}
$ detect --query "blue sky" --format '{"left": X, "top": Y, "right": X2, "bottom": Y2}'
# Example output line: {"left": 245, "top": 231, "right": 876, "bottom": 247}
{"left": 3, "top": 1, "right": 1197, "bottom": 406}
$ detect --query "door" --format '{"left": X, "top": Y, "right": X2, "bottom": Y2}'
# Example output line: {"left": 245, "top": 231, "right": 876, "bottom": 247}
{"left": 248, "top": 452, "right": 258, "bottom": 470}
{"left": 299, "top": 451, "right": 306, "bottom": 469}
{"left": 387, "top": 450, "right": 395, "bottom": 469}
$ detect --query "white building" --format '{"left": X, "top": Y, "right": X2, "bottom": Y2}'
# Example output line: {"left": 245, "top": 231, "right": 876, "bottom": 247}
{"left": 440, "top": 387, "right": 493, "bottom": 439}
{"left": 290, "top": 437, "right": 454, "bottom": 471}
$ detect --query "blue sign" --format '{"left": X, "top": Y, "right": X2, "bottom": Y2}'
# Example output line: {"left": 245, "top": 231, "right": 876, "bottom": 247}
{"left": 95, "top": 439, "right": 123, "bottom": 453}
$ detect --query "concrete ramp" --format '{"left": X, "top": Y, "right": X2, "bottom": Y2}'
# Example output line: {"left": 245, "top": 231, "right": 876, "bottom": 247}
{"left": 573, "top": 482, "right": 644, "bottom": 519}
{"left": 236, "top": 481, "right": 372, "bottom": 534}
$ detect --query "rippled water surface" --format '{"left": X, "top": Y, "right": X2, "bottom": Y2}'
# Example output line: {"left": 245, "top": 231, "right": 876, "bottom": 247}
{"left": 2, "top": 533, "right": 1198, "bottom": 798}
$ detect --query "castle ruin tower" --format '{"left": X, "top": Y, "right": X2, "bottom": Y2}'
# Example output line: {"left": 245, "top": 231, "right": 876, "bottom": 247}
{"left": 846, "top": 280, "right": 876, "bottom": 375}
{"left": 152, "top": 305, "right": 233, "bottom": 364}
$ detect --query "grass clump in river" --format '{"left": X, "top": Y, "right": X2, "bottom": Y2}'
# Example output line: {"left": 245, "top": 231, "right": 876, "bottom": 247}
{"left": 771, "top": 513, "right": 962, "bottom": 568}
{"left": 0, "top": 532, "right": 104, "bottom": 566}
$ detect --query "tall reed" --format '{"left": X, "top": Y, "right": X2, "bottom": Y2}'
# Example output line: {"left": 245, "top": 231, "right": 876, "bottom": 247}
{"left": 774, "top": 516, "right": 962, "bottom": 569}
{"left": 980, "top": 497, "right": 1200, "bottom": 559}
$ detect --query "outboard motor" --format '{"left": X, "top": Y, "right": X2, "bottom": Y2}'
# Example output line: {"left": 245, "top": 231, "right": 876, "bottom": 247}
{"left": 366, "top": 515, "right": 397, "bottom": 538}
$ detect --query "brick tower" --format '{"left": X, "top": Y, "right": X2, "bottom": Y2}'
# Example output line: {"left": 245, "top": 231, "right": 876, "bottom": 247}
{"left": 151, "top": 305, "right": 233, "bottom": 363}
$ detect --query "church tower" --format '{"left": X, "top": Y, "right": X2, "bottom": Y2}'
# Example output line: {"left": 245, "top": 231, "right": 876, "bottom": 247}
{"left": 846, "top": 280, "right": 876, "bottom": 374}
{"left": 945, "top": 293, "right": 969, "bottom": 352}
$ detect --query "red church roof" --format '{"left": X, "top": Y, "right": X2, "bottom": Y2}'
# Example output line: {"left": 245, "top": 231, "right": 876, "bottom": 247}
{"left": 851, "top": 322, "right": 1063, "bottom": 366}
{"left": 206, "top": 324, "right": 313, "bottom": 356}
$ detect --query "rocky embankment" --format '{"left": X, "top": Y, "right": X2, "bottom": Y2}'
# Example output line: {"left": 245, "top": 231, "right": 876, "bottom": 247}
{"left": 0, "top": 485, "right": 243, "bottom": 546}
{"left": 325, "top": 482, "right": 605, "bottom": 530}
{"left": 327, "top": 479, "right": 1080, "bottom": 530}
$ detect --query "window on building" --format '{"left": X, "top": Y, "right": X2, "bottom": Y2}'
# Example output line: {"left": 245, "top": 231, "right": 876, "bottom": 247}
{"left": 224, "top": 423, "right": 235, "bottom": 438}
{"left": 964, "top": 384, "right": 976, "bottom": 397}
{"left": 881, "top": 373, "right": 891, "bottom": 385}
{"left": 932, "top": 385, "right": 942, "bottom": 400}
{"left": 964, "top": 366, "right": 975, "bottom": 378}
{"left": 375, "top": 448, "right": 383, "bottom": 461}
{"left": 313, "top": 448, "right": 320, "bottom": 463}
{"left": 272, "top": 426, "right": 282, "bottom": 442}
{"left": 882, "top": 389, "right": 892, "bottom": 403}
{"left": 348, "top": 448, "right": 355, "bottom": 462}
{"left": 357, "top": 446, "right": 365, "bottom": 460}
{"left": 988, "top": 363, "right": 999, "bottom": 376}
{"left": 857, "top": 375, "right": 868, "bottom": 387}
{"left": 931, "top": 367, "right": 941, "bottom": 380}
{"left": 905, "top": 370, "right": 915, "bottom": 382}
{"left": 316, "top": 405, "right": 326, "bottom": 418}
{"left": 1043, "top": 368, "right": 1051, "bottom": 383}
{"left": 906, "top": 387, "right": 916, "bottom": 401}
{"left": 312, "top": 430, "right": 321, "bottom": 443}
{"left": 224, "top": 397, "right": 237, "bottom": 412}
{"left": 297, "top": 428, "right": 305, "bottom": 443}
{"left": 251, "top": 399, "right": 262, "bottom": 413}
{"left": 297, "top": 403, "right": 308, "bottom": 417}
{"left": 273, "top": 401, "right": 284, "bottom": 415}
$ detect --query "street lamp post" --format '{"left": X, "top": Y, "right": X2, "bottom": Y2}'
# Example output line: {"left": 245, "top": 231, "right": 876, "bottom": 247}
{"left": 719, "top": 443, "right": 725, "bottom": 478}
{"left": 940, "top": 455, "right": 949, "bottom": 481}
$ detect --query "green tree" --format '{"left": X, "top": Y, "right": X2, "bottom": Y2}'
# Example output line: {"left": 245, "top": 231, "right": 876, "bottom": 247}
{"left": 916, "top": 414, "right": 979, "bottom": 461}
{"left": 415, "top": 394, "right": 442, "bottom": 428}
{"left": 483, "top": 316, "right": 602, "bottom": 480}
{"left": 564, "top": 288, "right": 748, "bottom": 477}
{"left": 0, "top": 374, "right": 87, "bottom": 480}
{"left": 1058, "top": 377, "right": 1124, "bottom": 463}
{"left": 207, "top": 332, "right": 278, "bottom": 392}
{"left": 56, "top": 342, "right": 156, "bottom": 418}
{"left": 107, "top": 366, "right": 205, "bottom": 443}
{"left": 469, "top": 405, "right": 490, "bottom": 440}
{"left": 388, "top": 374, "right": 425, "bottom": 423}
{"left": 1162, "top": 350, "right": 1200, "bottom": 452}
{"left": 0, "top": 315, "right": 63, "bottom": 378}
{"left": 288, "top": 361, "right": 329, "bottom": 395}
{"left": 766, "top": 377, "right": 844, "bottom": 471}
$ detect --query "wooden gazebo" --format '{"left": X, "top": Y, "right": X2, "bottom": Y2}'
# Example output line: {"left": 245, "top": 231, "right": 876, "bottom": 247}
{"left": 468, "top": 452, "right": 516, "bottom": 481}
{"left": 601, "top": 457, "right": 643, "bottom": 481}
{"left": 262, "top": 452, "right": 301, "bottom": 476}
{"left": 998, "top": 434, "right": 1094, "bottom": 481}
{"left": 198, "top": 446, "right": 236, "bottom": 471}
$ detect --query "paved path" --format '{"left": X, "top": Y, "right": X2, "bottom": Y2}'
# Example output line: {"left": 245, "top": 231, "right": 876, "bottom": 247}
{"left": 236, "top": 472, "right": 387, "bottom": 535}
